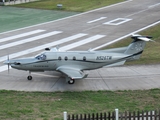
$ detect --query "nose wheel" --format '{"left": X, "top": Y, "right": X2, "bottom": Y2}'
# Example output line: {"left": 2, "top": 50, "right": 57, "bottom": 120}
{"left": 27, "top": 71, "right": 32, "bottom": 80}
{"left": 27, "top": 75, "right": 32, "bottom": 80}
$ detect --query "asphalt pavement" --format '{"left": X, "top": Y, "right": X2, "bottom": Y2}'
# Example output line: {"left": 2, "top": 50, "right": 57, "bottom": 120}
{"left": 0, "top": 0, "right": 160, "bottom": 91}
{"left": 0, "top": 64, "right": 160, "bottom": 91}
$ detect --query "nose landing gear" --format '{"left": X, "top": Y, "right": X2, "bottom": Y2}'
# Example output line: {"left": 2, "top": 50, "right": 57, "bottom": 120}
{"left": 27, "top": 71, "right": 32, "bottom": 80}
{"left": 27, "top": 75, "right": 32, "bottom": 80}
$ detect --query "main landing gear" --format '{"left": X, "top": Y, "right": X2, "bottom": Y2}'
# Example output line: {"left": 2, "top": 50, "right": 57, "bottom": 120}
{"left": 68, "top": 79, "right": 75, "bottom": 84}
{"left": 27, "top": 71, "right": 32, "bottom": 80}
{"left": 66, "top": 77, "right": 75, "bottom": 84}
{"left": 27, "top": 72, "right": 75, "bottom": 84}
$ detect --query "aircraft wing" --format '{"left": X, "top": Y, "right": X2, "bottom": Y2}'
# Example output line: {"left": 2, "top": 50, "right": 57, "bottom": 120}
{"left": 57, "top": 67, "right": 88, "bottom": 79}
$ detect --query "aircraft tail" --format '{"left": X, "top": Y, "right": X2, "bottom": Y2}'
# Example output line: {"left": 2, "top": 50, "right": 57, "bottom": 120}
{"left": 124, "top": 34, "right": 152, "bottom": 60}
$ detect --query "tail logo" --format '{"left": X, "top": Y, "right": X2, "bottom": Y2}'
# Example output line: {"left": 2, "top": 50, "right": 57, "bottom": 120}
{"left": 135, "top": 42, "right": 143, "bottom": 51}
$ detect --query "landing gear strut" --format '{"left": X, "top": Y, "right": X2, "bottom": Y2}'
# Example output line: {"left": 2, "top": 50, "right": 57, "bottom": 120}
{"left": 27, "top": 71, "right": 32, "bottom": 80}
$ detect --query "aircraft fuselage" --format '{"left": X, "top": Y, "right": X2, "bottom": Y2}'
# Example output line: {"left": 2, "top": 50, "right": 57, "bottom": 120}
{"left": 10, "top": 51, "right": 128, "bottom": 71}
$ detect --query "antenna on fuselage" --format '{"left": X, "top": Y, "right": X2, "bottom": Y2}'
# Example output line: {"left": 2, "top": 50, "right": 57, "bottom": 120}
{"left": 88, "top": 48, "right": 93, "bottom": 51}
{"left": 45, "top": 48, "right": 50, "bottom": 51}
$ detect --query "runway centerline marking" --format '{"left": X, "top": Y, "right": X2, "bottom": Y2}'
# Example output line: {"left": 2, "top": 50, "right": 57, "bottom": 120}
{"left": 87, "top": 17, "right": 107, "bottom": 23}
{"left": 93, "top": 20, "right": 160, "bottom": 50}
{"left": 126, "top": 9, "right": 149, "bottom": 17}
{"left": 0, "top": 31, "right": 62, "bottom": 50}
{"left": 104, "top": 18, "right": 132, "bottom": 25}
{"left": 148, "top": 2, "right": 160, "bottom": 8}
{"left": 0, "top": 30, "right": 45, "bottom": 43}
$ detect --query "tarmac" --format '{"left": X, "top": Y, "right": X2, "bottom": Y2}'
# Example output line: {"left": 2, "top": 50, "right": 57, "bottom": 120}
{"left": 0, "top": 0, "right": 160, "bottom": 92}
{"left": 0, "top": 64, "right": 160, "bottom": 91}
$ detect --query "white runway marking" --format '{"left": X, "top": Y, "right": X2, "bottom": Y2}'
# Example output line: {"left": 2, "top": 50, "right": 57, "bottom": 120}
{"left": 126, "top": 9, "right": 149, "bottom": 18}
{"left": 0, "top": 0, "right": 132, "bottom": 35}
{"left": 0, "top": 31, "right": 62, "bottom": 50}
{"left": 125, "top": 2, "right": 160, "bottom": 18}
{"left": 33, "top": 73, "right": 59, "bottom": 78}
{"left": 60, "top": 35, "right": 105, "bottom": 51}
{"left": 104, "top": 18, "right": 132, "bottom": 25}
{"left": 0, "top": 65, "right": 9, "bottom": 72}
{"left": 0, "top": 30, "right": 45, "bottom": 43}
{"left": 93, "top": 20, "right": 160, "bottom": 50}
{"left": 0, "top": 34, "right": 105, "bottom": 72}
{"left": 1, "top": 20, "right": 159, "bottom": 72}
{"left": 0, "top": 33, "right": 87, "bottom": 62}
{"left": 87, "top": 17, "right": 107, "bottom": 23}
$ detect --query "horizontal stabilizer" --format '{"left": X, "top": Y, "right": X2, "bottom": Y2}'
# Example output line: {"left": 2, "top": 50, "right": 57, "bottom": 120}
{"left": 131, "top": 34, "right": 153, "bottom": 41}
{"left": 125, "top": 34, "right": 153, "bottom": 60}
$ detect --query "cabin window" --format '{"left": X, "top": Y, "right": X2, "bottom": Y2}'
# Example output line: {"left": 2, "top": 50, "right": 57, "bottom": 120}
{"left": 83, "top": 56, "right": 86, "bottom": 61}
{"left": 65, "top": 56, "right": 68, "bottom": 61}
{"left": 73, "top": 56, "right": 76, "bottom": 60}
{"left": 58, "top": 56, "right": 61, "bottom": 60}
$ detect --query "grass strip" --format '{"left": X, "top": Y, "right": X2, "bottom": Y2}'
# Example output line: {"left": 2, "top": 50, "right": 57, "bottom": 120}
{"left": 0, "top": 89, "right": 160, "bottom": 120}
{"left": 13, "top": 0, "right": 124, "bottom": 12}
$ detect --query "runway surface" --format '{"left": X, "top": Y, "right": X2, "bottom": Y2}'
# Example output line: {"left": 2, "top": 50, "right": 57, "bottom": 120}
{"left": 0, "top": 65, "right": 160, "bottom": 91}
{"left": 0, "top": 0, "right": 160, "bottom": 91}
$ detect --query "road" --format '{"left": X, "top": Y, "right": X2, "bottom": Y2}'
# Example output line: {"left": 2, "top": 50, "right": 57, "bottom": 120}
{"left": 0, "top": 0, "right": 160, "bottom": 91}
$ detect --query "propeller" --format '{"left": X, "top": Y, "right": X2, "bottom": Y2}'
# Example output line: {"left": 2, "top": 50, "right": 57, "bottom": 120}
{"left": 7, "top": 55, "right": 10, "bottom": 73}
{"left": 3, "top": 55, "right": 10, "bottom": 73}
{"left": 3, "top": 55, "right": 21, "bottom": 73}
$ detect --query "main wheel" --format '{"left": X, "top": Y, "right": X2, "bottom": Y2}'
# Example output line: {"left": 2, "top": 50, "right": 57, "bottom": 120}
{"left": 27, "top": 76, "right": 32, "bottom": 80}
{"left": 68, "top": 79, "right": 75, "bottom": 84}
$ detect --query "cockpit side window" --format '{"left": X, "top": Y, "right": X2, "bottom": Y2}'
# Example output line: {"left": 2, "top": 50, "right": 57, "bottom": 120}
{"left": 35, "top": 54, "right": 47, "bottom": 60}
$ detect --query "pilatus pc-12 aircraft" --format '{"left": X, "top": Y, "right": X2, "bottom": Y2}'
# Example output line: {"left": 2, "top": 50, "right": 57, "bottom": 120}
{"left": 4, "top": 34, "right": 152, "bottom": 84}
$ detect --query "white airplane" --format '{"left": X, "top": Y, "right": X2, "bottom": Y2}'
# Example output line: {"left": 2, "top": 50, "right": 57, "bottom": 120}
{"left": 4, "top": 34, "right": 152, "bottom": 84}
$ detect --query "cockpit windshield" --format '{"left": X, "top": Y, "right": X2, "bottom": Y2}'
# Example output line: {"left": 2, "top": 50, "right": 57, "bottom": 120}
{"left": 35, "top": 54, "right": 47, "bottom": 60}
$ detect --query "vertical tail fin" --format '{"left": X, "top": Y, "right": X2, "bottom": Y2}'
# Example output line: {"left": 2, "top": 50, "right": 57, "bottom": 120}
{"left": 125, "top": 34, "right": 152, "bottom": 60}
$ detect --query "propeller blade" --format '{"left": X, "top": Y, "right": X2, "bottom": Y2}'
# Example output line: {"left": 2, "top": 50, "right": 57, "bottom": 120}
{"left": 7, "top": 55, "right": 10, "bottom": 73}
